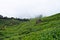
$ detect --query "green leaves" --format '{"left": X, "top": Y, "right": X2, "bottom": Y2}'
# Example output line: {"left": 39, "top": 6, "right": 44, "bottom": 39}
{"left": 0, "top": 13, "right": 60, "bottom": 40}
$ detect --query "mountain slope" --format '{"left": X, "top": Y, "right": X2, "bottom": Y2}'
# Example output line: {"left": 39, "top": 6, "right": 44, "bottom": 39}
{"left": 0, "top": 13, "right": 60, "bottom": 40}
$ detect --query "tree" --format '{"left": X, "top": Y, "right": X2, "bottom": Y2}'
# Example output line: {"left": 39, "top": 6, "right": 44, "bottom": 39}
{"left": 10, "top": 17, "right": 15, "bottom": 19}
{"left": 0, "top": 15, "right": 3, "bottom": 18}
{"left": 3, "top": 16, "right": 8, "bottom": 19}
{"left": 37, "top": 14, "right": 43, "bottom": 19}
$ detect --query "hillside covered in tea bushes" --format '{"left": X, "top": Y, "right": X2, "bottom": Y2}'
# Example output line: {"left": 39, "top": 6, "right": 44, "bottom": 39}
{"left": 0, "top": 13, "right": 60, "bottom": 40}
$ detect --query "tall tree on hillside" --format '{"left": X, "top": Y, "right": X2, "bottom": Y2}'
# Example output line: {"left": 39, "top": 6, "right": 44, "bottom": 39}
{"left": 36, "top": 14, "right": 43, "bottom": 19}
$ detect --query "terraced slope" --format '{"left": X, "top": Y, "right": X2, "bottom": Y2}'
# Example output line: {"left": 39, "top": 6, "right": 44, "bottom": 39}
{"left": 0, "top": 13, "right": 60, "bottom": 40}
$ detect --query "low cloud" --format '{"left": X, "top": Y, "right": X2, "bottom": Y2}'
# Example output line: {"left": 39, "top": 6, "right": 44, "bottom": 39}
{"left": 0, "top": 0, "right": 60, "bottom": 18}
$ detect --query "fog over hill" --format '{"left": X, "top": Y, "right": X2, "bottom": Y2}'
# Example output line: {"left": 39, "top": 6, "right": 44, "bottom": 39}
{"left": 0, "top": 0, "right": 60, "bottom": 18}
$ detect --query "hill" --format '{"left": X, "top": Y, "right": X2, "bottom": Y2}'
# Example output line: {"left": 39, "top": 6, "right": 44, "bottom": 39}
{"left": 0, "top": 13, "right": 60, "bottom": 40}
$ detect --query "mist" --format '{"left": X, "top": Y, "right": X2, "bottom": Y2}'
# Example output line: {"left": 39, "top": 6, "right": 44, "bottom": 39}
{"left": 0, "top": 0, "right": 60, "bottom": 18}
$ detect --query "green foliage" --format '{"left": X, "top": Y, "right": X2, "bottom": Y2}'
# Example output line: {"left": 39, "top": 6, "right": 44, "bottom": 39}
{"left": 0, "top": 13, "right": 60, "bottom": 40}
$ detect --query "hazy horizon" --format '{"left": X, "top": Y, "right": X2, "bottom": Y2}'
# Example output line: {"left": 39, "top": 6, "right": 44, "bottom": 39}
{"left": 0, "top": 0, "right": 60, "bottom": 18}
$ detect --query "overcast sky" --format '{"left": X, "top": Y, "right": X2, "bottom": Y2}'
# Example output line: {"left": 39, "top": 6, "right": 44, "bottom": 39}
{"left": 0, "top": 0, "right": 60, "bottom": 18}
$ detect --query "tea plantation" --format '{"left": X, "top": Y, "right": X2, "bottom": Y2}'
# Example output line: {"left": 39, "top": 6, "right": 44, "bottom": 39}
{"left": 0, "top": 13, "right": 60, "bottom": 40}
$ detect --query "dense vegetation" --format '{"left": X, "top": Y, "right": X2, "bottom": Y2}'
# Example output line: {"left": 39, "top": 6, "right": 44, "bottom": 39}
{"left": 0, "top": 13, "right": 60, "bottom": 40}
